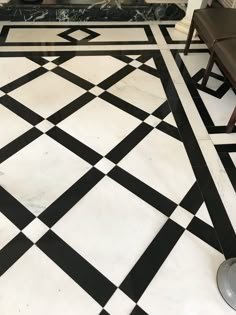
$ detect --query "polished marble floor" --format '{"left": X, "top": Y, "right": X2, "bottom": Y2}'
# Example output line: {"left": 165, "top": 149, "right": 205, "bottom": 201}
{"left": 0, "top": 22, "right": 236, "bottom": 315}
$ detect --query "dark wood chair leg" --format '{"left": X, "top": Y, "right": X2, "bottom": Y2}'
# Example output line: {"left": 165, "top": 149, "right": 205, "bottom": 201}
{"left": 202, "top": 51, "right": 215, "bottom": 88}
{"left": 226, "top": 106, "right": 236, "bottom": 133}
{"left": 184, "top": 18, "right": 195, "bottom": 56}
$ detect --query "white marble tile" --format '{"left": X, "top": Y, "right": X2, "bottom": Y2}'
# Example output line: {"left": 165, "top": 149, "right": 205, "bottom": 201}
{"left": 0, "top": 105, "right": 32, "bottom": 149}
{"left": 196, "top": 203, "right": 213, "bottom": 227}
{"left": 6, "top": 28, "right": 69, "bottom": 43}
{"left": 35, "top": 120, "right": 54, "bottom": 133}
{"left": 68, "top": 29, "right": 92, "bottom": 41}
{"left": 0, "top": 212, "right": 19, "bottom": 250}
{"left": 89, "top": 86, "right": 104, "bottom": 96}
{"left": 109, "top": 69, "right": 167, "bottom": 114}
{"left": 0, "top": 44, "right": 159, "bottom": 52}
{"left": 104, "top": 289, "right": 135, "bottom": 315}
{"left": 127, "top": 55, "right": 141, "bottom": 60}
{"left": 94, "top": 158, "right": 115, "bottom": 174}
{"left": 60, "top": 56, "right": 125, "bottom": 85}
{"left": 119, "top": 129, "right": 196, "bottom": 204}
{"left": 198, "top": 140, "right": 236, "bottom": 232}
{"left": 139, "top": 231, "right": 233, "bottom": 315}
{"left": 199, "top": 90, "right": 236, "bottom": 127}
{"left": 0, "top": 135, "right": 91, "bottom": 215}
{"left": 210, "top": 133, "right": 236, "bottom": 145}
{"left": 0, "top": 90, "right": 5, "bottom": 97}
{"left": 229, "top": 152, "right": 236, "bottom": 168}
{"left": 170, "top": 206, "right": 194, "bottom": 229}
{"left": 42, "top": 56, "right": 59, "bottom": 62}
{"left": 42, "top": 62, "right": 57, "bottom": 71}
{"left": 0, "top": 57, "right": 39, "bottom": 87}
{"left": 53, "top": 176, "right": 167, "bottom": 286}
{"left": 129, "top": 60, "right": 143, "bottom": 68}
{"left": 163, "top": 112, "right": 177, "bottom": 127}
{"left": 22, "top": 218, "right": 49, "bottom": 243}
{"left": 0, "top": 246, "right": 101, "bottom": 315}
{"left": 144, "top": 57, "right": 156, "bottom": 69}
{"left": 180, "top": 52, "right": 222, "bottom": 77}
{"left": 150, "top": 24, "right": 168, "bottom": 49}
{"left": 144, "top": 115, "right": 161, "bottom": 127}
{"left": 89, "top": 28, "right": 148, "bottom": 42}
{"left": 9, "top": 71, "right": 85, "bottom": 118}
{"left": 58, "top": 97, "right": 140, "bottom": 156}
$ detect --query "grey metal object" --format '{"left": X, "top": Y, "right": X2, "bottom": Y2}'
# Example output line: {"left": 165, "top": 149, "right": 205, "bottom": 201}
{"left": 217, "top": 258, "right": 236, "bottom": 311}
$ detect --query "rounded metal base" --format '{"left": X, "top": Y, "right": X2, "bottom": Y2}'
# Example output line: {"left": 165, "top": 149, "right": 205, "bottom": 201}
{"left": 217, "top": 258, "right": 236, "bottom": 311}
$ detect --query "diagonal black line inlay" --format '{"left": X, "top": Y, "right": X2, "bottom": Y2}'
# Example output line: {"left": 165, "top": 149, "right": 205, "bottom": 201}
{"left": 180, "top": 181, "right": 204, "bottom": 215}
{"left": 52, "top": 66, "right": 94, "bottom": 90}
{"left": 152, "top": 100, "right": 171, "bottom": 120}
{"left": 120, "top": 219, "right": 184, "bottom": 302}
{"left": 39, "top": 168, "right": 104, "bottom": 227}
{"left": 98, "top": 65, "right": 134, "bottom": 90}
{"left": 0, "top": 186, "right": 35, "bottom": 230}
{"left": 100, "top": 92, "right": 149, "bottom": 121}
{"left": 130, "top": 305, "right": 149, "bottom": 315}
{"left": 106, "top": 123, "right": 152, "bottom": 164}
{"left": 1, "top": 67, "right": 47, "bottom": 93}
{"left": 37, "top": 230, "right": 116, "bottom": 307}
{"left": 156, "top": 121, "right": 181, "bottom": 142}
{"left": 0, "top": 233, "right": 33, "bottom": 277}
{"left": 47, "top": 92, "right": 95, "bottom": 125}
{"left": 108, "top": 167, "right": 176, "bottom": 217}
{"left": 1, "top": 95, "right": 43, "bottom": 126}
{"left": 47, "top": 126, "right": 102, "bottom": 165}
{"left": 0, "top": 128, "right": 42, "bottom": 164}
{"left": 187, "top": 217, "right": 222, "bottom": 253}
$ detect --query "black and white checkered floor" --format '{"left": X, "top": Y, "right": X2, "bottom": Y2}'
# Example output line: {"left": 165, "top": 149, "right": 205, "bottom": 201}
{"left": 0, "top": 22, "right": 235, "bottom": 315}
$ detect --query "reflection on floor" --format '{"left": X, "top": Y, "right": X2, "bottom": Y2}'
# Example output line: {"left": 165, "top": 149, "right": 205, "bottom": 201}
{"left": 0, "top": 22, "right": 235, "bottom": 315}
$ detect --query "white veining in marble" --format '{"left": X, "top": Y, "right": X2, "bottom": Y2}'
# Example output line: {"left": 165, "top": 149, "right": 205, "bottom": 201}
{"left": 109, "top": 68, "right": 167, "bottom": 113}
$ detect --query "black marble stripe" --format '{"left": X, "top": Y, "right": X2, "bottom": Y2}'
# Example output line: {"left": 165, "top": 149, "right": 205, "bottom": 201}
{"left": 99, "top": 65, "right": 135, "bottom": 90}
{"left": 37, "top": 230, "right": 116, "bottom": 307}
{"left": 106, "top": 123, "right": 152, "bottom": 164}
{"left": 187, "top": 217, "right": 222, "bottom": 253}
{"left": 39, "top": 168, "right": 104, "bottom": 227}
{"left": 1, "top": 67, "right": 47, "bottom": 93}
{"left": 52, "top": 66, "right": 94, "bottom": 90}
{"left": 180, "top": 181, "right": 204, "bottom": 215}
{"left": 0, "top": 186, "right": 35, "bottom": 230}
{"left": 108, "top": 166, "right": 176, "bottom": 217}
{"left": 48, "top": 92, "right": 95, "bottom": 124}
{"left": 152, "top": 100, "right": 171, "bottom": 119}
{"left": 100, "top": 91, "right": 149, "bottom": 121}
{"left": 0, "top": 233, "right": 33, "bottom": 276}
{"left": 156, "top": 121, "right": 181, "bottom": 142}
{"left": 120, "top": 219, "right": 184, "bottom": 302}
{"left": 215, "top": 144, "right": 236, "bottom": 153}
{"left": 0, "top": 128, "right": 42, "bottom": 164}
{"left": 1, "top": 95, "right": 43, "bottom": 126}
{"left": 47, "top": 126, "right": 102, "bottom": 165}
